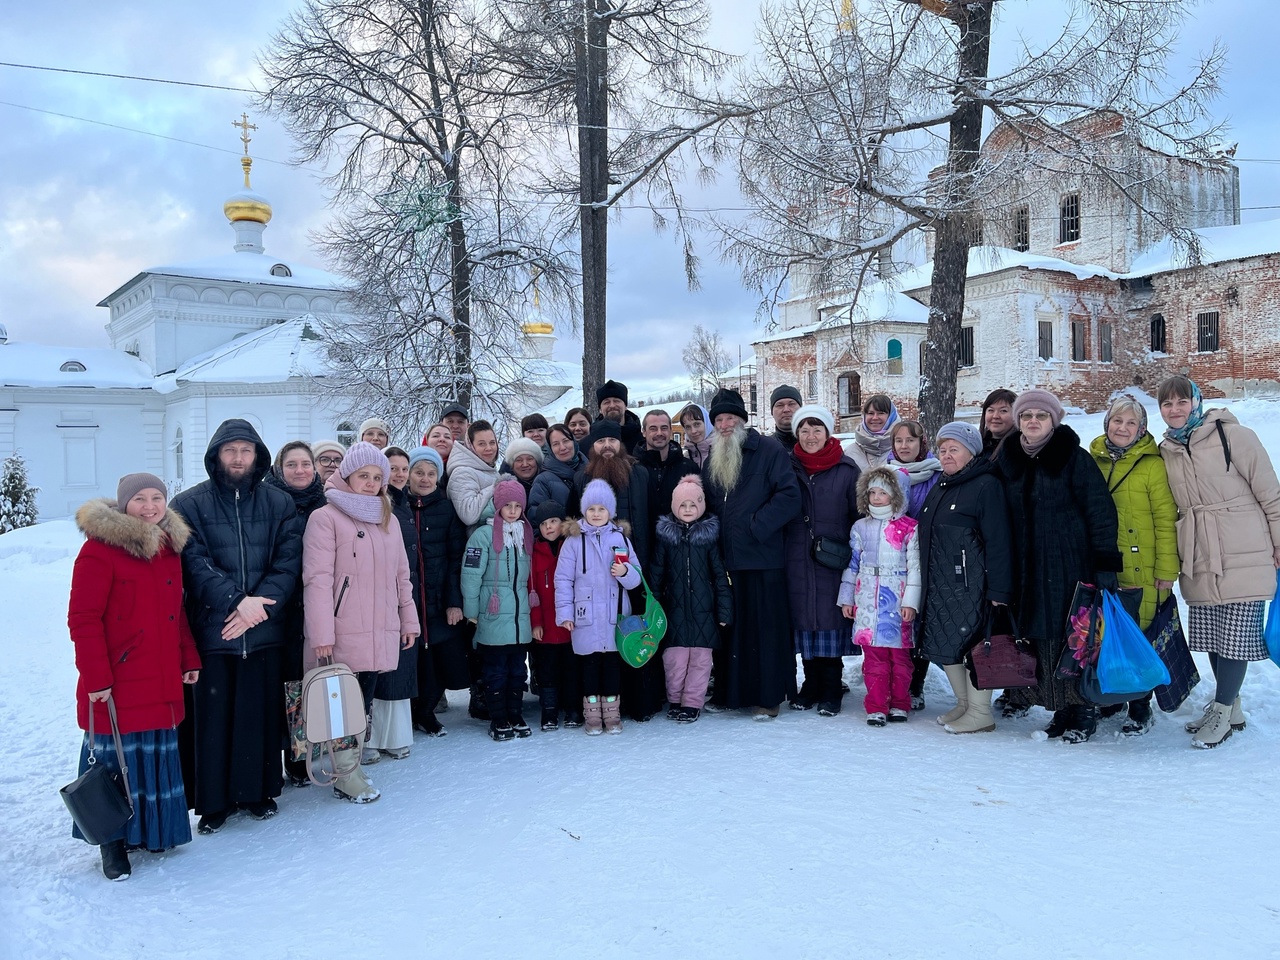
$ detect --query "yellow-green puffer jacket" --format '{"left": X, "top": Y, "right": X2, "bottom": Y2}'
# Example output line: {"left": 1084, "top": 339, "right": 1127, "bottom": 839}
{"left": 1089, "top": 432, "right": 1180, "bottom": 627}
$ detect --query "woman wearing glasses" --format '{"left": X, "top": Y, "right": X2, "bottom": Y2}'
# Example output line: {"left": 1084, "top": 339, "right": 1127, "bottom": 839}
{"left": 311, "top": 441, "right": 346, "bottom": 483}
{"left": 996, "top": 389, "right": 1121, "bottom": 744}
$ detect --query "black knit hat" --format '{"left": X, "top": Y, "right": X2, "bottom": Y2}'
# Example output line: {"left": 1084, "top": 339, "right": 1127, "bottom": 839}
{"left": 587, "top": 418, "right": 623, "bottom": 447}
{"left": 533, "top": 500, "right": 566, "bottom": 525}
{"left": 520, "top": 413, "right": 549, "bottom": 433}
{"left": 708, "top": 387, "right": 749, "bottom": 424}
{"left": 596, "top": 379, "right": 629, "bottom": 405}
{"left": 770, "top": 384, "right": 802, "bottom": 409}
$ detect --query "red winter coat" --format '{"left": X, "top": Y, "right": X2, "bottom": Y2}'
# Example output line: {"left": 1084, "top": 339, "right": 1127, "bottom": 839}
{"left": 69, "top": 499, "right": 201, "bottom": 735}
{"left": 529, "top": 539, "right": 571, "bottom": 644}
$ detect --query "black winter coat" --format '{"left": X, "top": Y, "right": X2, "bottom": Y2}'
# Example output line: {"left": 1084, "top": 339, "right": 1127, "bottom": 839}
{"left": 917, "top": 456, "right": 1015, "bottom": 664}
{"left": 997, "top": 425, "right": 1122, "bottom": 709}
{"left": 262, "top": 470, "right": 327, "bottom": 681}
{"left": 171, "top": 419, "right": 303, "bottom": 658}
{"left": 528, "top": 451, "right": 583, "bottom": 513}
{"left": 649, "top": 514, "right": 732, "bottom": 648}
{"left": 376, "top": 485, "right": 422, "bottom": 700}
{"left": 404, "top": 487, "right": 466, "bottom": 625}
{"left": 783, "top": 454, "right": 861, "bottom": 632}
{"left": 568, "top": 461, "right": 652, "bottom": 566}
{"left": 636, "top": 442, "right": 700, "bottom": 537}
{"left": 704, "top": 430, "right": 802, "bottom": 571}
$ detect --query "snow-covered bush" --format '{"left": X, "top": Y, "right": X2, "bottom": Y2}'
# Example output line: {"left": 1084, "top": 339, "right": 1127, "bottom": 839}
{"left": 0, "top": 454, "right": 40, "bottom": 534}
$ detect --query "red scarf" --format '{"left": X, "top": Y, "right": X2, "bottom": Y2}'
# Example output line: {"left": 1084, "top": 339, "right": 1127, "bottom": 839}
{"left": 793, "top": 436, "right": 844, "bottom": 475}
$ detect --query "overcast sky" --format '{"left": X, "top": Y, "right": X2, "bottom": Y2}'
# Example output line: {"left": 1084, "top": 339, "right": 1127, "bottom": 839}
{"left": 2, "top": 0, "right": 1277, "bottom": 399}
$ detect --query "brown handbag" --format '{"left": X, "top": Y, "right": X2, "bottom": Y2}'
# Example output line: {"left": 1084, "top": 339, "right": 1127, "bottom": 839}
{"left": 965, "top": 607, "right": 1038, "bottom": 690}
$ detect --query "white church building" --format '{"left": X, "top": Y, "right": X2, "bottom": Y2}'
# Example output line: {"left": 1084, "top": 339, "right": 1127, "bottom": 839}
{"left": 0, "top": 157, "right": 361, "bottom": 518}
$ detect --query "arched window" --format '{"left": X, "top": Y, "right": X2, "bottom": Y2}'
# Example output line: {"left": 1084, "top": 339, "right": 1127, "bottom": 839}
{"left": 837, "top": 372, "right": 861, "bottom": 417}
{"left": 886, "top": 339, "right": 903, "bottom": 375}
{"left": 60, "top": 360, "right": 87, "bottom": 373}
{"left": 336, "top": 421, "right": 356, "bottom": 447}
{"left": 270, "top": 263, "right": 293, "bottom": 277}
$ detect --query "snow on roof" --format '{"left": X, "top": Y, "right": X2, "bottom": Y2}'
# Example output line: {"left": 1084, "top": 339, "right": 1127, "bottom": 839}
{"left": 153, "top": 317, "right": 329, "bottom": 394}
{"left": 718, "top": 355, "right": 757, "bottom": 379}
{"left": 896, "top": 246, "right": 1119, "bottom": 292}
{"left": 1126, "top": 219, "right": 1280, "bottom": 276}
{"left": 0, "top": 342, "right": 154, "bottom": 389}
{"left": 756, "top": 282, "right": 930, "bottom": 344}
{"left": 98, "top": 251, "right": 349, "bottom": 305}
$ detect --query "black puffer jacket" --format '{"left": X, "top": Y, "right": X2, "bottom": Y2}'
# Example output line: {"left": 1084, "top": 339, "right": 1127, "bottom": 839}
{"left": 649, "top": 514, "right": 732, "bottom": 648}
{"left": 997, "top": 425, "right": 1122, "bottom": 709}
{"left": 636, "top": 442, "right": 700, "bottom": 537}
{"left": 703, "top": 429, "right": 802, "bottom": 571}
{"left": 262, "top": 470, "right": 328, "bottom": 680}
{"left": 404, "top": 487, "right": 466, "bottom": 624}
{"left": 171, "top": 419, "right": 303, "bottom": 658}
{"left": 376, "top": 484, "right": 422, "bottom": 700}
{"left": 568, "top": 461, "right": 652, "bottom": 566}
{"left": 917, "top": 456, "right": 1014, "bottom": 665}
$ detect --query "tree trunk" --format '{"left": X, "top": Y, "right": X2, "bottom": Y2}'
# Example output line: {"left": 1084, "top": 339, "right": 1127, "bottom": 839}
{"left": 446, "top": 178, "right": 473, "bottom": 409}
{"left": 577, "top": 0, "right": 609, "bottom": 414}
{"left": 917, "top": 3, "right": 992, "bottom": 440}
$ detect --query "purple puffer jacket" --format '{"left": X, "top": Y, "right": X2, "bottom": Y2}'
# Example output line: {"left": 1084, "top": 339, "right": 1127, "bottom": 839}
{"left": 554, "top": 519, "right": 643, "bottom": 655}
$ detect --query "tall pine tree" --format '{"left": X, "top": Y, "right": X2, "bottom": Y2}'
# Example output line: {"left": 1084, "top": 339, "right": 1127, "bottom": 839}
{"left": 0, "top": 454, "right": 39, "bottom": 534}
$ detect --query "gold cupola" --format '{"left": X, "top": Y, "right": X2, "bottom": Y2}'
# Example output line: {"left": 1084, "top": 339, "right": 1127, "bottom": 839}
{"left": 225, "top": 114, "right": 273, "bottom": 253}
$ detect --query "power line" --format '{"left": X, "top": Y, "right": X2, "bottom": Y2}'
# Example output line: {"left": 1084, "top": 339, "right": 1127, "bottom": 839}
{"left": 0, "top": 60, "right": 257, "bottom": 94}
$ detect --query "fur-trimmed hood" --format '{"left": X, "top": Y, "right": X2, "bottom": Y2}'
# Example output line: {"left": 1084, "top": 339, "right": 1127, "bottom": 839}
{"left": 856, "top": 465, "right": 909, "bottom": 517}
{"left": 999, "top": 423, "right": 1081, "bottom": 478}
{"left": 75, "top": 498, "right": 191, "bottom": 559}
{"left": 655, "top": 512, "right": 720, "bottom": 547}
{"left": 562, "top": 517, "right": 632, "bottom": 539}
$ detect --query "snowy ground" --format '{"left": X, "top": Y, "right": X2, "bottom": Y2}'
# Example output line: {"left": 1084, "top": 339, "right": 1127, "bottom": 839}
{"left": 3, "top": 398, "right": 1280, "bottom": 960}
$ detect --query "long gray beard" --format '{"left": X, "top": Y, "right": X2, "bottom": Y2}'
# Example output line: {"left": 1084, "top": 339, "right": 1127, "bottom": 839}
{"left": 708, "top": 423, "right": 747, "bottom": 493}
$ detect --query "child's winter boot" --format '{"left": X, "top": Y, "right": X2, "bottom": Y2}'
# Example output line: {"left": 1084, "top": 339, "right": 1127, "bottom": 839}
{"left": 583, "top": 696, "right": 604, "bottom": 736}
{"left": 602, "top": 696, "right": 623, "bottom": 734}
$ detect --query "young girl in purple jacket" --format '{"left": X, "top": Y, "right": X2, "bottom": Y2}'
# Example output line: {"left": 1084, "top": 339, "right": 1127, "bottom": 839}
{"left": 555, "top": 479, "right": 642, "bottom": 735}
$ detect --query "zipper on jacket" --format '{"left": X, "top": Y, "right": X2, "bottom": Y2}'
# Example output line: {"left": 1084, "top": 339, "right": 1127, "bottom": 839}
{"left": 961, "top": 549, "right": 968, "bottom": 587}
{"left": 334, "top": 575, "right": 351, "bottom": 617}
{"left": 235, "top": 488, "right": 248, "bottom": 659}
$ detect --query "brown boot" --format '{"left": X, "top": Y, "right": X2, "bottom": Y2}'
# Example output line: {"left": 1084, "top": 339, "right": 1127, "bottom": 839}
{"left": 583, "top": 696, "right": 604, "bottom": 736}
{"left": 602, "top": 696, "right": 623, "bottom": 734}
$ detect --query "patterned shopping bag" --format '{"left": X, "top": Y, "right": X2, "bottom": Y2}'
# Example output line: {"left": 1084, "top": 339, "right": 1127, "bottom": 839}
{"left": 1147, "top": 593, "right": 1199, "bottom": 712}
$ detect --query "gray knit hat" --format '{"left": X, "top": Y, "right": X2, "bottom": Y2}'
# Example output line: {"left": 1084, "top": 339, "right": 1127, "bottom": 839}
{"left": 116, "top": 472, "right": 166, "bottom": 512}
{"left": 934, "top": 421, "right": 983, "bottom": 457}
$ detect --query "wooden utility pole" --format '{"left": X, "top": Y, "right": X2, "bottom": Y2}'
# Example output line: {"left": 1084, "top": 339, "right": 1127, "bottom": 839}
{"left": 576, "top": 0, "right": 610, "bottom": 414}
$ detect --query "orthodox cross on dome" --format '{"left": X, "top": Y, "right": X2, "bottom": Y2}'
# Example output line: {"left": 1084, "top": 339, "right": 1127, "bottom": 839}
{"left": 232, "top": 113, "right": 258, "bottom": 188}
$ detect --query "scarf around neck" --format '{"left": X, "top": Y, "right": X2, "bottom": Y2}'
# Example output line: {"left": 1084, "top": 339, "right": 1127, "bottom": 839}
{"left": 326, "top": 487, "right": 385, "bottom": 524}
{"left": 793, "top": 436, "right": 844, "bottom": 475}
{"left": 892, "top": 455, "right": 942, "bottom": 486}
{"left": 1162, "top": 381, "right": 1206, "bottom": 446}
{"left": 855, "top": 405, "right": 900, "bottom": 459}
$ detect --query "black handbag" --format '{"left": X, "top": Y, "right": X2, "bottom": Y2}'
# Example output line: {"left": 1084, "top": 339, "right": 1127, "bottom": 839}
{"left": 811, "top": 535, "right": 852, "bottom": 571}
{"left": 61, "top": 696, "right": 134, "bottom": 845}
{"left": 966, "top": 607, "right": 1038, "bottom": 690}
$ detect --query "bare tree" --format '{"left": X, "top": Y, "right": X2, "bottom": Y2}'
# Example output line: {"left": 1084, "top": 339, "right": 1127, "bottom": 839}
{"left": 682, "top": 324, "right": 731, "bottom": 402}
{"left": 479, "top": 0, "right": 739, "bottom": 412}
{"left": 720, "top": 0, "right": 1225, "bottom": 436}
{"left": 258, "top": 0, "right": 575, "bottom": 429}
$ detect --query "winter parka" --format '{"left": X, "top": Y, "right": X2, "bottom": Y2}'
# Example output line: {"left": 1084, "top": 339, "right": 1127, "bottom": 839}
{"left": 530, "top": 538, "right": 572, "bottom": 644}
{"left": 404, "top": 487, "right": 466, "bottom": 624}
{"left": 69, "top": 500, "right": 202, "bottom": 735}
{"left": 529, "top": 449, "right": 584, "bottom": 513}
{"left": 375, "top": 483, "right": 424, "bottom": 699}
{"left": 917, "top": 456, "right": 1014, "bottom": 664}
{"left": 997, "top": 425, "right": 1122, "bottom": 709}
{"left": 838, "top": 468, "right": 922, "bottom": 649}
{"left": 301, "top": 480, "right": 420, "bottom": 674}
{"left": 1159, "top": 408, "right": 1280, "bottom": 606}
{"left": 446, "top": 440, "right": 499, "bottom": 530}
{"left": 649, "top": 514, "right": 732, "bottom": 648}
{"left": 704, "top": 429, "right": 802, "bottom": 571}
{"left": 460, "top": 521, "right": 532, "bottom": 646}
{"left": 553, "top": 519, "right": 643, "bottom": 656}
{"left": 783, "top": 452, "right": 861, "bottom": 632}
{"left": 171, "top": 419, "right": 303, "bottom": 658}
{"left": 568, "top": 462, "right": 652, "bottom": 565}
{"left": 1089, "top": 432, "right": 1180, "bottom": 627}
{"left": 636, "top": 442, "right": 700, "bottom": 538}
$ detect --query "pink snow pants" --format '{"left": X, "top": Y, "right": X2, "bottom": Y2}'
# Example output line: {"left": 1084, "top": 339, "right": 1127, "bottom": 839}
{"left": 863, "top": 647, "right": 913, "bottom": 715}
{"left": 663, "top": 647, "right": 713, "bottom": 709}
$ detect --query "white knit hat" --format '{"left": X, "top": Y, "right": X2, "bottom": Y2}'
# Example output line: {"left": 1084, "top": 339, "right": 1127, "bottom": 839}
{"left": 503, "top": 437, "right": 545, "bottom": 466}
{"left": 791, "top": 404, "right": 835, "bottom": 436}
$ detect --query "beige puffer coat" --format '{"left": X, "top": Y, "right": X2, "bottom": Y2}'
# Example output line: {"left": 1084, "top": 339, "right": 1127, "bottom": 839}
{"left": 1159, "top": 408, "right": 1280, "bottom": 606}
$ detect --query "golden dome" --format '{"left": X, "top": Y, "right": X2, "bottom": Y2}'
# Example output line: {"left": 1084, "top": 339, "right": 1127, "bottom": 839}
{"left": 522, "top": 319, "right": 554, "bottom": 335}
{"left": 224, "top": 155, "right": 272, "bottom": 224}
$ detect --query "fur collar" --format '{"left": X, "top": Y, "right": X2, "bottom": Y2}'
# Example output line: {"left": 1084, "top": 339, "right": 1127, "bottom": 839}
{"left": 656, "top": 512, "right": 720, "bottom": 547}
{"left": 1000, "top": 423, "right": 1081, "bottom": 477}
{"left": 562, "top": 518, "right": 631, "bottom": 539}
{"left": 76, "top": 498, "right": 191, "bottom": 559}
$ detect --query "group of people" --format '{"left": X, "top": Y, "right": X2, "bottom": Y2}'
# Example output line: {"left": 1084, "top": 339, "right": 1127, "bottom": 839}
{"left": 67, "top": 374, "right": 1280, "bottom": 881}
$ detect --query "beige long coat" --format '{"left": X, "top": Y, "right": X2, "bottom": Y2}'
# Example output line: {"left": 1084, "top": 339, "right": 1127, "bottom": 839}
{"left": 1159, "top": 408, "right": 1280, "bottom": 606}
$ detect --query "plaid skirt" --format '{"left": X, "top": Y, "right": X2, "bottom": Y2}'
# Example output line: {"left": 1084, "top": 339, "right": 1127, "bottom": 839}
{"left": 794, "top": 627, "right": 854, "bottom": 660}
{"left": 71, "top": 727, "right": 192, "bottom": 851}
{"left": 1187, "top": 601, "right": 1268, "bottom": 661}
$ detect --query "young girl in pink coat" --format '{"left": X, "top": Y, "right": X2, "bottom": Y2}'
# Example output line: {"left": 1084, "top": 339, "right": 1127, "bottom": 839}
{"left": 302, "top": 442, "right": 419, "bottom": 803}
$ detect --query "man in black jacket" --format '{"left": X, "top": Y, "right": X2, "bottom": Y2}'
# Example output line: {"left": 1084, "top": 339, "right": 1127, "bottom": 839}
{"left": 635, "top": 409, "right": 699, "bottom": 545}
{"left": 769, "top": 384, "right": 803, "bottom": 452}
{"left": 703, "top": 388, "right": 801, "bottom": 718}
{"left": 172, "top": 419, "right": 302, "bottom": 834}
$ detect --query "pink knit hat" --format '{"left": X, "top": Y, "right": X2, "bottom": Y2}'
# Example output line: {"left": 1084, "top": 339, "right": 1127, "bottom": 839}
{"left": 671, "top": 474, "right": 706, "bottom": 518}
{"left": 339, "top": 441, "right": 392, "bottom": 491}
{"left": 490, "top": 479, "right": 532, "bottom": 613}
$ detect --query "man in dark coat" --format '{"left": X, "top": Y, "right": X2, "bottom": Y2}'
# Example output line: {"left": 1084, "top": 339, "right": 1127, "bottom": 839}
{"left": 769, "top": 384, "right": 803, "bottom": 452}
{"left": 703, "top": 387, "right": 802, "bottom": 717}
{"left": 635, "top": 408, "right": 700, "bottom": 545}
{"left": 594, "top": 378, "right": 643, "bottom": 453}
{"left": 171, "top": 419, "right": 302, "bottom": 833}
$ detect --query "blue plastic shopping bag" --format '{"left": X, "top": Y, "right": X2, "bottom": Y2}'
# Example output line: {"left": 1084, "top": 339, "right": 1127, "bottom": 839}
{"left": 1097, "top": 590, "right": 1171, "bottom": 694}
{"left": 1265, "top": 570, "right": 1280, "bottom": 669}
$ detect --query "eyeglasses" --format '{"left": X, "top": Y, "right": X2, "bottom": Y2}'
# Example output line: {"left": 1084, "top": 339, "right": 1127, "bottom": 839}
{"left": 316, "top": 456, "right": 343, "bottom": 467}
{"left": 1018, "top": 412, "right": 1051, "bottom": 422}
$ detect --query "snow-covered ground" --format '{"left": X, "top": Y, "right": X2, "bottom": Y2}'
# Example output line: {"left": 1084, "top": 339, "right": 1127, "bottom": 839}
{"left": 3, "top": 398, "right": 1279, "bottom": 960}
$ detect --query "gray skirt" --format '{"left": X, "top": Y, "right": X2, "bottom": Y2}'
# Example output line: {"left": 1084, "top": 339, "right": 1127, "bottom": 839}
{"left": 1187, "top": 601, "right": 1268, "bottom": 661}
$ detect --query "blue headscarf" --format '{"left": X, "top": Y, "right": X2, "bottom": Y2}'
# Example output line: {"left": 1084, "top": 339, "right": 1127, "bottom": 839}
{"left": 1162, "top": 379, "right": 1206, "bottom": 446}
